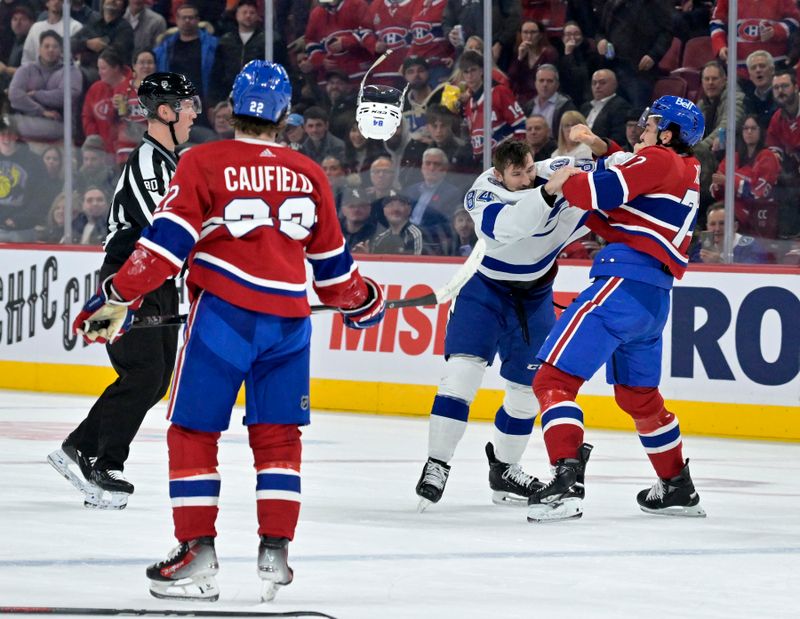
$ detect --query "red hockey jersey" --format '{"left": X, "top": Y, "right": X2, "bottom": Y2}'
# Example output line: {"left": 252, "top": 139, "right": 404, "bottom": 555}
{"left": 361, "top": 0, "right": 416, "bottom": 86}
{"left": 113, "top": 139, "right": 368, "bottom": 317}
{"left": 305, "top": 0, "right": 375, "bottom": 83}
{"left": 464, "top": 84, "right": 526, "bottom": 156}
{"left": 766, "top": 106, "right": 800, "bottom": 163}
{"left": 409, "top": 0, "right": 454, "bottom": 70}
{"left": 562, "top": 143, "right": 701, "bottom": 279}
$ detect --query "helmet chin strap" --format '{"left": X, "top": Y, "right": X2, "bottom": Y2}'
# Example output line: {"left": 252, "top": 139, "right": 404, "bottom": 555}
{"left": 154, "top": 106, "right": 182, "bottom": 147}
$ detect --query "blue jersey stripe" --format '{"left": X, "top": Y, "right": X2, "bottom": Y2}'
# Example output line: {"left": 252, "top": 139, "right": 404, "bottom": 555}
{"left": 639, "top": 425, "right": 681, "bottom": 449}
{"left": 591, "top": 170, "right": 626, "bottom": 211}
{"left": 541, "top": 405, "right": 583, "bottom": 424}
{"left": 480, "top": 202, "right": 504, "bottom": 239}
{"left": 494, "top": 406, "right": 535, "bottom": 436}
{"left": 431, "top": 394, "right": 469, "bottom": 422}
{"left": 193, "top": 258, "right": 307, "bottom": 297}
{"left": 627, "top": 195, "right": 692, "bottom": 229}
{"left": 142, "top": 219, "right": 195, "bottom": 262}
{"left": 308, "top": 251, "right": 354, "bottom": 283}
{"left": 481, "top": 243, "right": 561, "bottom": 275}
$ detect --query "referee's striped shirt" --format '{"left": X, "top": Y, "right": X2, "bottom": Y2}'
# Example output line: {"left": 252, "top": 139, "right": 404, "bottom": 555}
{"left": 104, "top": 133, "right": 178, "bottom": 267}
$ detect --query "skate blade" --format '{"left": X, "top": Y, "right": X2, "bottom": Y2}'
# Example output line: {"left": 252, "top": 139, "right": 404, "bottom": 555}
{"left": 491, "top": 491, "right": 529, "bottom": 506}
{"left": 84, "top": 490, "right": 129, "bottom": 510}
{"left": 527, "top": 497, "right": 583, "bottom": 523}
{"left": 48, "top": 450, "right": 90, "bottom": 494}
{"left": 259, "top": 578, "right": 291, "bottom": 603}
{"left": 149, "top": 575, "right": 220, "bottom": 602}
{"left": 639, "top": 503, "right": 707, "bottom": 518}
{"left": 417, "top": 497, "right": 434, "bottom": 513}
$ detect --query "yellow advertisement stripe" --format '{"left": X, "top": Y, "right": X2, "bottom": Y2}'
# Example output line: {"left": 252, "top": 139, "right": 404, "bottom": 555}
{"left": 2, "top": 361, "right": 798, "bottom": 442}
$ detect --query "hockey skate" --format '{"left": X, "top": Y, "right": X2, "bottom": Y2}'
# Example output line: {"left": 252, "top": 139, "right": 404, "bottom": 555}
{"left": 415, "top": 457, "right": 451, "bottom": 512}
{"left": 146, "top": 537, "right": 220, "bottom": 601}
{"left": 637, "top": 459, "right": 707, "bottom": 517}
{"left": 257, "top": 536, "right": 293, "bottom": 602}
{"left": 47, "top": 441, "right": 102, "bottom": 503}
{"left": 86, "top": 468, "right": 133, "bottom": 510}
{"left": 527, "top": 443, "right": 593, "bottom": 523}
{"left": 485, "top": 442, "right": 543, "bottom": 505}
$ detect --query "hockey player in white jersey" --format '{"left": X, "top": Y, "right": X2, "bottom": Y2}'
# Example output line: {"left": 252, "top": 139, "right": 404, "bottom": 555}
{"left": 416, "top": 140, "right": 589, "bottom": 511}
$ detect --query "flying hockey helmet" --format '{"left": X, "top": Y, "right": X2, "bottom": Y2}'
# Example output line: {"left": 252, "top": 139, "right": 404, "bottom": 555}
{"left": 639, "top": 95, "right": 705, "bottom": 146}
{"left": 231, "top": 60, "right": 292, "bottom": 123}
{"left": 356, "top": 50, "right": 409, "bottom": 141}
{"left": 138, "top": 72, "right": 201, "bottom": 118}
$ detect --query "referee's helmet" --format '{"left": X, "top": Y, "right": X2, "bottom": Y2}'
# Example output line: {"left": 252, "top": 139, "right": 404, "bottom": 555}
{"left": 138, "top": 72, "right": 201, "bottom": 118}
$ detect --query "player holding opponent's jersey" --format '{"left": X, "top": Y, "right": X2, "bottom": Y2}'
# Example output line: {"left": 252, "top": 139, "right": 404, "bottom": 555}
{"left": 527, "top": 95, "right": 707, "bottom": 523}
{"left": 415, "top": 140, "right": 589, "bottom": 511}
{"left": 72, "top": 60, "right": 386, "bottom": 602}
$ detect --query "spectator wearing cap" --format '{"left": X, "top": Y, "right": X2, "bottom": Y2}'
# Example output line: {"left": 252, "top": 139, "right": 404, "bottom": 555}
{"left": 402, "top": 57, "right": 433, "bottom": 137}
{"left": 281, "top": 113, "right": 305, "bottom": 150}
{"left": 529, "top": 64, "right": 576, "bottom": 137}
{"left": 71, "top": 0, "right": 134, "bottom": 84}
{"left": 300, "top": 106, "right": 345, "bottom": 165}
{"left": 124, "top": 0, "right": 165, "bottom": 54}
{"left": 318, "top": 69, "right": 357, "bottom": 142}
{"left": 209, "top": 0, "right": 264, "bottom": 106}
{"left": 339, "top": 187, "right": 384, "bottom": 253}
{"left": 75, "top": 134, "right": 117, "bottom": 197}
{"left": 0, "top": 115, "right": 49, "bottom": 243}
{"left": 9, "top": 29, "right": 82, "bottom": 142}
{"left": 371, "top": 194, "right": 425, "bottom": 255}
{"left": 22, "top": 0, "right": 83, "bottom": 66}
{"left": 0, "top": 5, "right": 33, "bottom": 91}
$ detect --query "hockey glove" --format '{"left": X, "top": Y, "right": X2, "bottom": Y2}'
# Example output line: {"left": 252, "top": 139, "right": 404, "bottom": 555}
{"left": 73, "top": 276, "right": 142, "bottom": 345}
{"left": 340, "top": 277, "right": 385, "bottom": 330}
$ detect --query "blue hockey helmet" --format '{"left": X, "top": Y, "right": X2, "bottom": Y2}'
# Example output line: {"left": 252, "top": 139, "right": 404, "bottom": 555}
{"left": 638, "top": 95, "right": 705, "bottom": 146}
{"left": 230, "top": 60, "right": 292, "bottom": 123}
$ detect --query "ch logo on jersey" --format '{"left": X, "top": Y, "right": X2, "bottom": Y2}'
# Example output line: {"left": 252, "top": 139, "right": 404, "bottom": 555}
{"left": 737, "top": 19, "right": 765, "bottom": 42}
{"left": 382, "top": 27, "right": 410, "bottom": 47}
{"left": 412, "top": 24, "right": 433, "bottom": 43}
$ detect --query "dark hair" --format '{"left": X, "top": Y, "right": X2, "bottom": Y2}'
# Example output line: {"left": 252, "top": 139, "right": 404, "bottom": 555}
{"left": 133, "top": 48, "right": 155, "bottom": 65}
{"left": 98, "top": 47, "right": 124, "bottom": 69}
{"left": 303, "top": 106, "right": 329, "bottom": 123}
{"left": 425, "top": 104, "right": 456, "bottom": 126}
{"left": 774, "top": 68, "right": 797, "bottom": 85}
{"left": 402, "top": 56, "right": 429, "bottom": 72}
{"left": 458, "top": 50, "right": 483, "bottom": 71}
{"left": 230, "top": 114, "right": 281, "bottom": 136}
{"left": 493, "top": 140, "right": 532, "bottom": 172}
{"left": 236, "top": 0, "right": 258, "bottom": 8}
{"left": 39, "top": 29, "right": 63, "bottom": 48}
{"left": 736, "top": 114, "right": 765, "bottom": 165}
{"left": 661, "top": 122, "right": 694, "bottom": 155}
{"left": 702, "top": 60, "right": 726, "bottom": 78}
{"left": 176, "top": 2, "right": 199, "bottom": 15}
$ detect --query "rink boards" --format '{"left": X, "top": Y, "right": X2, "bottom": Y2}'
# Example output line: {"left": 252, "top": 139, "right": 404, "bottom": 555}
{"left": 0, "top": 245, "right": 798, "bottom": 441}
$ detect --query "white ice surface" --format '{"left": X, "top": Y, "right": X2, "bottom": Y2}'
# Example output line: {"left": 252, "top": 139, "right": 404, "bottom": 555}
{"left": 0, "top": 390, "right": 798, "bottom": 619}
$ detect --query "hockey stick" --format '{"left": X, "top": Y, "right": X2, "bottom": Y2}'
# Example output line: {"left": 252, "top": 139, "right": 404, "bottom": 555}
{"left": 122, "top": 239, "right": 487, "bottom": 330}
{"left": 0, "top": 608, "right": 337, "bottom": 618}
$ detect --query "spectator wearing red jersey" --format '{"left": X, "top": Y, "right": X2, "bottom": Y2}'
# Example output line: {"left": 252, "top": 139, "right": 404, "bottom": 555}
{"left": 711, "top": 115, "right": 781, "bottom": 239}
{"left": 409, "top": 0, "right": 455, "bottom": 86}
{"left": 82, "top": 48, "right": 132, "bottom": 155}
{"left": 111, "top": 48, "right": 156, "bottom": 163}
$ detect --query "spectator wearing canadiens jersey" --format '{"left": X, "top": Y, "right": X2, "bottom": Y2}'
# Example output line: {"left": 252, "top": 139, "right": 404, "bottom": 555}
{"left": 301, "top": 0, "right": 374, "bottom": 86}
{"left": 72, "top": 60, "right": 386, "bottom": 603}
{"left": 409, "top": 0, "right": 455, "bottom": 86}
{"left": 459, "top": 50, "right": 526, "bottom": 159}
{"left": 766, "top": 69, "right": 800, "bottom": 237}
{"left": 710, "top": 0, "right": 800, "bottom": 79}
{"left": 361, "top": 0, "right": 415, "bottom": 89}
{"left": 528, "top": 96, "right": 708, "bottom": 523}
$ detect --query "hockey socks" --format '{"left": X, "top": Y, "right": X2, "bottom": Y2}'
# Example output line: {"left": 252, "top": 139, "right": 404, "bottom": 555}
{"left": 428, "top": 394, "right": 470, "bottom": 463}
{"left": 167, "top": 423, "right": 221, "bottom": 541}
{"left": 533, "top": 364, "right": 586, "bottom": 464}
{"left": 615, "top": 385, "right": 684, "bottom": 479}
{"left": 249, "top": 423, "right": 302, "bottom": 541}
{"left": 492, "top": 380, "right": 538, "bottom": 464}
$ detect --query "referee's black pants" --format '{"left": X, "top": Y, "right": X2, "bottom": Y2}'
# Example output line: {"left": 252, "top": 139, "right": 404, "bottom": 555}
{"left": 67, "top": 264, "right": 179, "bottom": 472}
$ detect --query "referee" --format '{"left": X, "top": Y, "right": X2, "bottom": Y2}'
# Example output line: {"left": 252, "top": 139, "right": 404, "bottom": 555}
{"left": 48, "top": 73, "right": 201, "bottom": 509}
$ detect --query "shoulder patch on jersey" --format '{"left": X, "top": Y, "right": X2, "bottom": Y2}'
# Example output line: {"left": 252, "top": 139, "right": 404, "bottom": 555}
{"left": 574, "top": 158, "right": 595, "bottom": 172}
{"left": 465, "top": 190, "right": 476, "bottom": 210}
{"left": 142, "top": 178, "right": 159, "bottom": 191}
{"left": 549, "top": 157, "right": 570, "bottom": 171}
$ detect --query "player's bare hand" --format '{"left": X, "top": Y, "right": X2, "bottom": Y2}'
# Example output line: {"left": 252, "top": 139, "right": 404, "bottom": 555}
{"left": 760, "top": 24, "right": 775, "bottom": 42}
{"left": 544, "top": 166, "right": 582, "bottom": 194}
{"left": 569, "top": 124, "right": 597, "bottom": 146}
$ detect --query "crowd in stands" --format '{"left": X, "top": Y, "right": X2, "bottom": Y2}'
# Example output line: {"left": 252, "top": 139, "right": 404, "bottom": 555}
{"left": 0, "top": 0, "right": 798, "bottom": 265}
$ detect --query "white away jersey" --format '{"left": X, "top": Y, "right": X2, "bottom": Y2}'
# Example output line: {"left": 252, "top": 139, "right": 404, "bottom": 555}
{"left": 464, "top": 155, "right": 611, "bottom": 282}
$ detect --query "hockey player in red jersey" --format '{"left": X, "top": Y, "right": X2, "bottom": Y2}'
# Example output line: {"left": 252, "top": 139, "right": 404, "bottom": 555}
{"left": 527, "top": 95, "right": 707, "bottom": 523}
{"left": 303, "top": 0, "right": 374, "bottom": 85}
{"left": 72, "top": 60, "right": 386, "bottom": 602}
